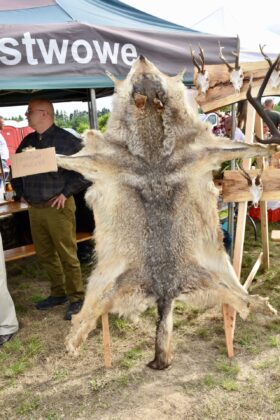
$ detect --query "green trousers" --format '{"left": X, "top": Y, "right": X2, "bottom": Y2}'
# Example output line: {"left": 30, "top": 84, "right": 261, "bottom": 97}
{"left": 28, "top": 196, "right": 84, "bottom": 302}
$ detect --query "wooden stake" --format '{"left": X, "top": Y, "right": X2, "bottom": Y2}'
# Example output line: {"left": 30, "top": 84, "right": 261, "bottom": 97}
{"left": 244, "top": 252, "right": 263, "bottom": 290}
{"left": 102, "top": 313, "right": 112, "bottom": 368}
{"left": 223, "top": 304, "right": 235, "bottom": 358}
{"left": 223, "top": 103, "right": 256, "bottom": 358}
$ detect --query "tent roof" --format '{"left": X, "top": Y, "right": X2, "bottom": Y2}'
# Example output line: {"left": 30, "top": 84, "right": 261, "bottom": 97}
{"left": 0, "top": 0, "right": 237, "bottom": 106}
{"left": 192, "top": 7, "right": 280, "bottom": 62}
{"left": 0, "top": 0, "right": 189, "bottom": 30}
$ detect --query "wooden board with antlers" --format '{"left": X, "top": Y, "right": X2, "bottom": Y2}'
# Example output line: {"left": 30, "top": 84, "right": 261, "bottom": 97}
{"left": 195, "top": 61, "right": 280, "bottom": 113}
{"left": 223, "top": 168, "right": 280, "bottom": 202}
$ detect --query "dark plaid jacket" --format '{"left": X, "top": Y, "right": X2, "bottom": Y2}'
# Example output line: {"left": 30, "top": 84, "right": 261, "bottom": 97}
{"left": 11, "top": 124, "right": 90, "bottom": 204}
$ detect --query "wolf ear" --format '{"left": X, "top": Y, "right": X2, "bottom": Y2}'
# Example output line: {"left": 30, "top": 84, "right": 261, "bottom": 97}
{"left": 172, "top": 68, "right": 186, "bottom": 82}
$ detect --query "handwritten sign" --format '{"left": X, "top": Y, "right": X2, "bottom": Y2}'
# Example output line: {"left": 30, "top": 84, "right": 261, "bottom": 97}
{"left": 11, "top": 147, "right": 57, "bottom": 178}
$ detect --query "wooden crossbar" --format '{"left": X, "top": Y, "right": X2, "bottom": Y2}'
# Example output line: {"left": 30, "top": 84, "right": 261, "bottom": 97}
{"left": 271, "top": 230, "right": 280, "bottom": 242}
{"left": 4, "top": 231, "right": 92, "bottom": 262}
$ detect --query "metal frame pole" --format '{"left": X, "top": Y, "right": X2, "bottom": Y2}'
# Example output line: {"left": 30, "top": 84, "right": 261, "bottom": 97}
{"left": 228, "top": 103, "right": 237, "bottom": 258}
{"left": 88, "top": 88, "right": 98, "bottom": 129}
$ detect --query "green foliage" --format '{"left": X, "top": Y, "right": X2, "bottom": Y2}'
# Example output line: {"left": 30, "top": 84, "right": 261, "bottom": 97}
{"left": 10, "top": 107, "right": 111, "bottom": 135}
{"left": 9, "top": 115, "right": 24, "bottom": 121}
{"left": 54, "top": 108, "right": 110, "bottom": 134}
{"left": 55, "top": 109, "right": 89, "bottom": 132}
{"left": 98, "top": 113, "right": 110, "bottom": 132}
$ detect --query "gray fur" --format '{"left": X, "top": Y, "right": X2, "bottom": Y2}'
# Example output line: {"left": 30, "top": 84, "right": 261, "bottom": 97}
{"left": 57, "top": 57, "right": 277, "bottom": 370}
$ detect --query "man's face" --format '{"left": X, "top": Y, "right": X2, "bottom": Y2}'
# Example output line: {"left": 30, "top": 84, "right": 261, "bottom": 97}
{"left": 224, "top": 118, "right": 232, "bottom": 135}
{"left": 25, "top": 102, "right": 45, "bottom": 129}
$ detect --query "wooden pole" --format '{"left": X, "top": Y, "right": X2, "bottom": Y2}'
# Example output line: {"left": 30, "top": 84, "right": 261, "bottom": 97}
{"left": 223, "top": 103, "right": 256, "bottom": 358}
{"left": 102, "top": 313, "right": 112, "bottom": 368}
{"left": 255, "top": 114, "right": 269, "bottom": 270}
{"left": 244, "top": 252, "right": 263, "bottom": 290}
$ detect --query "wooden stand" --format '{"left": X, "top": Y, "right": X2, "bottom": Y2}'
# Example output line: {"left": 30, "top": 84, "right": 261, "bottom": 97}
{"left": 194, "top": 57, "right": 280, "bottom": 358}
{"left": 222, "top": 108, "right": 280, "bottom": 357}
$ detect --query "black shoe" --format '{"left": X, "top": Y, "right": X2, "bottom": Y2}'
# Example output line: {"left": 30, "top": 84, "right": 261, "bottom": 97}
{"left": 64, "top": 301, "right": 83, "bottom": 321}
{"left": 36, "top": 295, "right": 68, "bottom": 310}
{"left": 0, "top": 333, "right": 15, "bottom": 346}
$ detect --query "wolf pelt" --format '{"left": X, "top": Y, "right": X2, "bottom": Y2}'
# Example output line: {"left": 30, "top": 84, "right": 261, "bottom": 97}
{"left": 58, "top": 56, "right": 276, "bottom": 370}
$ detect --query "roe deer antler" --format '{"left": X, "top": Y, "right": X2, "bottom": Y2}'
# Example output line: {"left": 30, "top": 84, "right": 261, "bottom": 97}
{"left": 259, "top": 44, "right": 280, "bottom": 89}
{"left": 246, "top": 54, "right": 280, "bottom": 144}
{"left": 190, "top": 44, "right": 209, "bottom": 95}
{"left": 219, "top": 36, "right": 244, "bottom": 93}
{"left": 236, "top": 162, "right": 264, "bottom": 207}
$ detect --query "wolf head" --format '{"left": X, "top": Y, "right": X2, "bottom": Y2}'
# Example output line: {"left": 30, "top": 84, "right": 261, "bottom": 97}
{"left": 106, "top": 56, "right": 199, "bottom": 159}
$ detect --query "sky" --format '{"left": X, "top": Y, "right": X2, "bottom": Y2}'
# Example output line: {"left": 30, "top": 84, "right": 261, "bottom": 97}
{"left": 124, "top": 0, "right": 280, "bottom": 35}
{"left": 1, "top": 0, "right": 279, "bottom": 120}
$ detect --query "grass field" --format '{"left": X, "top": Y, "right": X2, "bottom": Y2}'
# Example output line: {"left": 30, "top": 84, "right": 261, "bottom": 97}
{"left": 1, "top": 221, "right": 280, "bottom": 419}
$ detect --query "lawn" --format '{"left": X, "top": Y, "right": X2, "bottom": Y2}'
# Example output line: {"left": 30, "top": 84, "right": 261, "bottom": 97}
{"left": 1, "top": 221, "right": 280, "bottom": 419}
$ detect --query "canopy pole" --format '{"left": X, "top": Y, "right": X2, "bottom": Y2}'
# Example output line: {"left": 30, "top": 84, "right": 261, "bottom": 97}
{"left": 228, "top": 103, "right": 237, "bottom": 258}
{"left": 88, "top": 88, "right": 98, "bottom": 129}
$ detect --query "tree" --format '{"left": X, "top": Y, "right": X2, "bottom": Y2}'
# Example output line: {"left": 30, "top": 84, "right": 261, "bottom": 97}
{"left": 98, "top": 113, "right": 110, "bottom": 132}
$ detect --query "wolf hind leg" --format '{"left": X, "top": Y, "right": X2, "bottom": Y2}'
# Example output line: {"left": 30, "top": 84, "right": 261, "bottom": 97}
{"left": 179, "top": 262, "right": 277, "bottom": 320}
{"left": 147, "top": 299, "right": 174, "bottom": 370}
{"left": 212, "top": 283, "right": 277, "bottom": 319}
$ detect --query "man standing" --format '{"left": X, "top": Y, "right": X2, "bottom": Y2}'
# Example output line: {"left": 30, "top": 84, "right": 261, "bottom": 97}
{"left": 12, "top": 99, "right": 89, "bottom": 320}
{"left": 263, "top": 98, "right": 280, "bottom": 129}
{"left": 0, "top": 116, "right": 10, "bottom": 189}
{"left": 224, "top": 115, "right": 245, "bottom": 142}
{"left": 0, "top": 233, "right": 18, "bottom": 346}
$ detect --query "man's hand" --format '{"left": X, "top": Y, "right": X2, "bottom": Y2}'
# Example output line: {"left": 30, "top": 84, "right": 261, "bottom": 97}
{"left": 50, "top": 194, "right": 67, "bottom": 209}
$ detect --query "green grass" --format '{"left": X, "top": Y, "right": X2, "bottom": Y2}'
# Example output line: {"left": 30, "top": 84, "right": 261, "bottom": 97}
{"left": 215, "top": 359, "right": 240, "bottom": 378}
{"left": 255, "top": 356, "right": 280, "bottom": 370}
{"left": 110, "top": 316, "right": 132, "bottom": 334}
{"left": 89, "top": 378, "right": 107, "bottom": 392}
{"left": 30, "top": 294, "right": 45, "bottom": 303}
{"left": 0, "top": 337, "right": 43, "bottom": 378}
{"left": 269, "top": 335, "right": 280, "bottom": 348}
{"left": 16, "top": 397, "right": 40, "bottom": 415}
{"left": 5, "top": 360, "right": 28, "bottom": 377}
{"left": 220, "top": 378, "right": 238, "bottom": 391}
{"left": 202, "top": 374, "right": 219, "bottom": 388}
{"left": 196, "top": 327, "right": 210, "bottom": 340}
{"left": 53, "top": 368, "right": 69, "bottom": 381}
{"left": 45, "top": 412, "right": 60, "bottom": 420}
{"left": 120, "top": 347, "right": 143, "bottom": 369}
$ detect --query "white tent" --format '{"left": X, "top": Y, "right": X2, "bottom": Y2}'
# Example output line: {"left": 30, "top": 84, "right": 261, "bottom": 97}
{"left": 191, "top": 7, "right": 280, "bottom": 62}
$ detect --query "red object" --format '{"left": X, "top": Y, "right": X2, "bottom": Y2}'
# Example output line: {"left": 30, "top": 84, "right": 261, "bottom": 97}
{"left": 21, "top": 126, "right": 34, "bottom": 138}
{"left": 2, "top": 124, "right": 34, "bottom": 165}
{"left": 249, "top": 206, "right": 280, "bottom": 222}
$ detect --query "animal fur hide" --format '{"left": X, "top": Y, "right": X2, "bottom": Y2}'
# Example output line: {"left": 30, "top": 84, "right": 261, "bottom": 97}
{"left": 57, "top": 56, "right": 277, "bottom": 370}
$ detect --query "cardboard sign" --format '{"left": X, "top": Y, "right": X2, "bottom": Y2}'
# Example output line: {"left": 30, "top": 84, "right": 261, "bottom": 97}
{"left": 11, "top": 147, "right": 58, "bottom": 178}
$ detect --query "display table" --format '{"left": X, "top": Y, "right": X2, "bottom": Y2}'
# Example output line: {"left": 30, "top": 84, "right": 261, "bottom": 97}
{"left": 0, "top": 201, "right": 29, "bottom": 216}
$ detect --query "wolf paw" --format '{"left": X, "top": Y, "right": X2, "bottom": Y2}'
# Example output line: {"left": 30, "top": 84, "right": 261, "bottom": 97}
{"left": 249, "top": 295, "right": 277, "bottom": 316}
{"left": 65, "top": 336, "right": 80, "bottom": 357}
{"left": 147, "top": 359, "right": 172, "bottom": 370}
